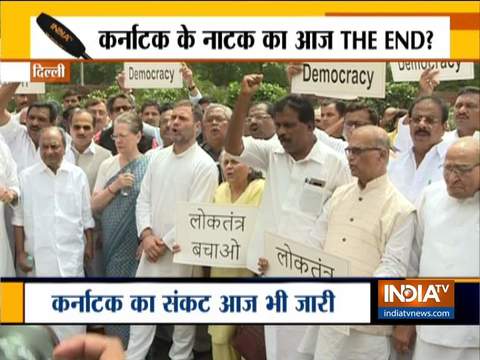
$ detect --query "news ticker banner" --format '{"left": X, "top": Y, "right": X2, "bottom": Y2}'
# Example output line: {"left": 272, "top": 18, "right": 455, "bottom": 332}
{"left": 0, "top": 1, "right": 479, "bottom": 60}
{"left": 0, "top": 279, "right": 478, "bottom": 325}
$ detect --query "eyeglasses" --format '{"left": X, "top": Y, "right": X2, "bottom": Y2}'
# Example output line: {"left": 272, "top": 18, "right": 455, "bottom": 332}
{"left": 344, "top": 146, "right": 384, "bottom": 156}
{"left": 72, "top": 124, "right": 93, "bottom": 131}
{"left": 112, "top": 105, "right": 132, "bottom": 113}
{"left": 410, "top": 116, "right": 441, "bottom": 126}
{"left": 204, "top": 117, "right": 227, "bottom": 124}
{"left": 443, "top": 162, "right": 480, "bottom": 176}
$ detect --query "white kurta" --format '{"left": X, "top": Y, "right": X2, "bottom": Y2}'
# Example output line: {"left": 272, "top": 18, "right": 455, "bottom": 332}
{"left": 411, "top": 182, "right": 479, "bottom": 359}
{"left": 301, "top": 175, "right": 415, "bottom": 360}
{"left": 13, "top": 160, "right": 94, "bottom": 277}
{"left": 127, "top": 142, "right": 218, "bottom": 360}
{"left": 0, "top": 116, "right": 74, "bottom": 173}
{"left": 135, "top": 142, "right": 219, "bottom": 276}
{"left": 442, "top": 129, "right": 480, "bottom": 143}
{"left": 234, "top": 136, "right": 352, "bottom": 360}
{"left": 0, "top": 138, "right": 18, "bottom": 277}
{"left": 388, "top": 140, "right": 451, "bottom": 203}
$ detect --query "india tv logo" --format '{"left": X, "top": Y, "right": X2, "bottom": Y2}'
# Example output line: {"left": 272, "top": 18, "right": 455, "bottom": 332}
{"left": 378, "top": 279, "right": 455, "bottom": 320}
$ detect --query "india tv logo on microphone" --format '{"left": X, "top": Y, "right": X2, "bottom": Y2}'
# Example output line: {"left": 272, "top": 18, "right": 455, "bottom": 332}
{"left": 378, "top": 279, "right": 455, "bottom": 320}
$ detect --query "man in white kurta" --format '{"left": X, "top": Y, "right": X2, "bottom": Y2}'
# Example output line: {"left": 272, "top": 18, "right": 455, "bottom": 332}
{"left": 13, "top": 126, "right": 94, "bottom": 341}
{"left": 0, "top": 135, "right": 18, "bottom": 277}
{"left": 225, "top": 75, "right": 351, "bottom": 360}
{"left": 396, "top": 137, "right": 480, "bottom": 360}
{"left": 127, "top": 101, "right": 218, "bottom": 360}
{"left": 300, "top": 126, "right": 416, "bottom": 360}
{"left": 388, "top": 96, "right": 454, "bottom": 203}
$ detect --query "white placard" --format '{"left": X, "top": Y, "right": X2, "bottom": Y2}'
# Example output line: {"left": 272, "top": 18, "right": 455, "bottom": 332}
{"left": 291, "top": 62, "right": 386, "bottom": 99}
{"left": 124, "top": 62, "right": 182, "bottom": 88}
{"left": 16, "top": 82, "right": 46, "bottom": 94}
{"left": 24, "top": 281, "right": 371, "bottom": 324}
{"left": 390, "top": 61, "right": 475, "bottom": 82}
{"left": 264, "top": 232, "right": 350, "bottom": 277}
{"left": 173, "top": 202, "right": 258, "bottom": 268}
{"left": 15, "top": 82, "right": 45, "bottom": 94}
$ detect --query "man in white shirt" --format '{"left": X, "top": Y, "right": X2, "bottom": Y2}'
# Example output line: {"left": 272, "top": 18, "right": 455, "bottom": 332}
{"left": 444, "top": 87, "right": 480, "bottom": 141}
{"left": 394, "top": 137, "right": 480, "bottom": 360}
{"left": 0, "top": 135, "right": 18, "bottom": 277}
{"left": 388, "top": 96, "right": 452, "bottom": 203}
{"left": 225, "top": 74, "right": 351, "bottom": 360}
{"left": 314, "top": 102, "right": 379, "bottom": 156}
{"left": 301, "top": 126, "right": 415, "bottom": 360}
{"left": 69, "top": 109, "right": 112, "bottom": 193}
{"left": 127, "top": 100, "right": 218, "bottom": 360}
{"left": 0, "top": 83, "right": 74, "bottom": 173}
{"left": 13, "top": 126, "right": 94, "bottom": 341}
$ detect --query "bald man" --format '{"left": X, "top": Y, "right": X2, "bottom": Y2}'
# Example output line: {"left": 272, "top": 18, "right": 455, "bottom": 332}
{"left": 301, "top": 126, "right": 416, "bottom": 360}
{"left": 394, "top": 137, "right": 480, "bottom": 360}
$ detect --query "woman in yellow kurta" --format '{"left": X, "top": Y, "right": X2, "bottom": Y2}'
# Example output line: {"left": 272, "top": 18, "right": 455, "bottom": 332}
{"left": 209, "top": 151, "right": 265, "bottom": 360}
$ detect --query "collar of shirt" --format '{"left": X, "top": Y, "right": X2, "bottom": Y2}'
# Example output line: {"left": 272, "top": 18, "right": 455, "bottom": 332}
{"left": 172, "top": 141, "right": 198, "bottom": 158}
{"left": 356, "top": 173, "right": 389, "bottom": 195}
{"left": 408, "top": 139, "right": 450, "bottom": 162}
{"left": 272, "top": 137, "right": 326, "bottom": 165}
{"left": 71, "top": 140, "right": 96, "bottom": 156}
{"left": 37, "top": 159, "right": 72, "bottom": 176}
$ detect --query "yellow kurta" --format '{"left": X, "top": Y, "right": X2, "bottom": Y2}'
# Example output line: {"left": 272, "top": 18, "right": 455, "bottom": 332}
{"left": 209, "top": 179, "right": 265, "bottom": 360}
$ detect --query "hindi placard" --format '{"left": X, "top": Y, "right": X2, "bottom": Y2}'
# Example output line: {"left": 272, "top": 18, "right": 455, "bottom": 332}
{"left": 391, "top": 61, "right": 474, "bottom": 82}
{"left": 264, "top": 232, "right": 350, "bottom": 277}
{"left": 291, "top": 62, "right": 386, "bottom": 99}
{"left": 124, "top": 62, "right": 182, "bottom": 88}
{"left": 174, "top": 202, "right": 258, "bottom": 268}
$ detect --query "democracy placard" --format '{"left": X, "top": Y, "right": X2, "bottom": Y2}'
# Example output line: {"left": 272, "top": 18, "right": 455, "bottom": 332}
{"left": 291, "top": 62, "right": 386, "bottom": 99}
{"left": 173, "top": 202, "right": 258, "bottom": 268}
{"left": 124, "top": 62, "right": 182, "bottom": 88}
{"left": 264, "top": 232, "right": 350, "bottom": 278}
{"left": 391, "top": 61, "right": 474, "bottom": 81}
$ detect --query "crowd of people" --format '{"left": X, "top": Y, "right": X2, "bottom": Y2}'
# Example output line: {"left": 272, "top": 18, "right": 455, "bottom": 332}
{"left": 0, "top": 64, "right": 478, "bottom": 360}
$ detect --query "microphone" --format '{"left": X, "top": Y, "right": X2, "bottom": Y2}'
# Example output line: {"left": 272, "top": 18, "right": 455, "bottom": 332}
{"left": 36, "top": 13, "right": 92, "bottom": 59}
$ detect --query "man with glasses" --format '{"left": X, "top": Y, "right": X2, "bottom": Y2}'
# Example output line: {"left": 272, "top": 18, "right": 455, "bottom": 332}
{"left": 69, "top": 109, "right": 112, "bottom": 192}
{"left": 394, "top": 137, "right": 479, "bottom": 360}
{"left": 314, "top": 102, "right": 379, "bottom": 156}
{"left": 301, "top": 125, "right": 415, "bottom": 360}
{"left": 388, "top": 96, "right": 453, "bottom": 203}
{"left": 201, "top": 103, "right": 232, "bottom": 183}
